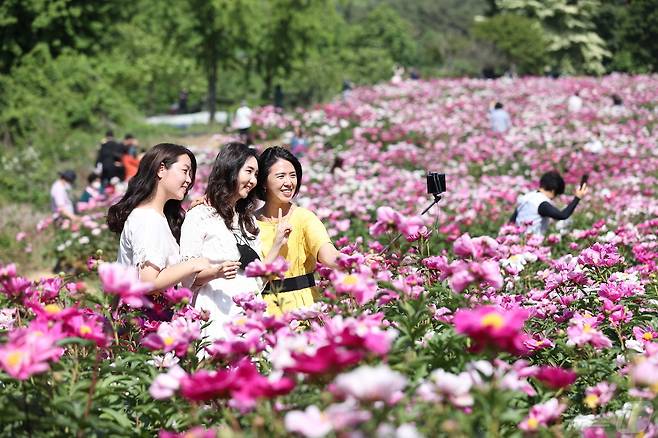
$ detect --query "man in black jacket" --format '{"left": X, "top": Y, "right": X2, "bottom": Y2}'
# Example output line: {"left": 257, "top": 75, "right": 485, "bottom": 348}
{"left": 95, "top": 130, "right": 126, "bottom": 184}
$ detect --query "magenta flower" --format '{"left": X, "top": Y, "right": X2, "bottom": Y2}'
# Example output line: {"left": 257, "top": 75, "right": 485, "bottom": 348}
{"left": 633, "top": 326, "right": 658, "bottom": 344}
{"left": 244, "top": 256, "right": 289, "bottom": 279}
{"left": 65, "top": 313, "right": 110, "bottom": 347}
{"left": 453, "top": 306, "right": 530, "bottom": 354}
{"left": 584, "top": 381, "right": 616, "bottom": 409}
{"left": 331, "top": 271, "right": 378, "bottom": 305}
{"left": 453, "top": 233, "right": 500, "bottom": 260}
{"left": 163, "top": 287, "right": 192, "bottom": 304}
{"left": 232, "top": 292, "right": 267, "bottom": 313}
{"left": 0, "top": 263, "right": 17, "bottom": 279}
{"left": 180, "top": 369, "right": 234, "bottom": 401}
{"left": 149, "top": 365, "right": 187, "bottom": 400}
{"left": 0, "top": 321, "right": 65, "bottom": 380}
{"left": 159, "top": 427, "right": 216, "bottom": 438}
{"left": 578, "top": 242, "right": 623, "bottom": 268}
{"left": 286, "top": 344, "right": 364, "bottom": 375}
{"left": 369, "top": 206, "right": 402, "bottom": 236}
{"left": 98, "top": 262, "right": 153, "bottom": 308}
{"left": 142, "top": 316, "right": 201, "bottom": 356}
{"left": 535, "top": 366, "right": 577, "bottom": 389}
{"left": 447, "top": 260, "right": 503, "bottom": 293}
{"left": 398, "top": 215, "right": 425, "bottom": 240}
{"left": 566, "top": 313, "right": 612, "bottom": 349}
{"left": 518, "top": 398, "right": 566, "bottom": 431}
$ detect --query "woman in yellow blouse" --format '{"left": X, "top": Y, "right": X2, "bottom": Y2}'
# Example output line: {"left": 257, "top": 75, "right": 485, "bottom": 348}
{"left": 255, "top": 146, "right": 341, "bottom": 315}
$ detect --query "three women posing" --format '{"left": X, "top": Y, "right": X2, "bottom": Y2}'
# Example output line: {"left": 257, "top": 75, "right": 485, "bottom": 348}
{"left": 109, "top": 142, "right": 343, "bottom": 336}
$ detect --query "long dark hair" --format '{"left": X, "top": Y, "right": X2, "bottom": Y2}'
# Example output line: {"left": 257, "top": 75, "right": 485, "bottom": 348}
{"left": 256, "top": 146, "right": 303, "bottom": 201}
{"left": 206, "top": 142, "right": 259, "bottom": 238}
{"left": 107, "top": 143, "right": 197, "bottom": 242}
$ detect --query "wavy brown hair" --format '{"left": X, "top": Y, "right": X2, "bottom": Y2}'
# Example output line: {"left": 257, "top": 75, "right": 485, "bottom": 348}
{"left": 206, "top": 142, "right": 259, "bottom": 238}
{"left": 107, "top": 143, "right": 196, "bottom": 242}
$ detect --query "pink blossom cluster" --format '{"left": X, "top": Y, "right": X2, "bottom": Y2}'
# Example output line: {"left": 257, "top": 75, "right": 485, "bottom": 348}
{"left": 454, "top": 306, "right": 530, "bottom": 354}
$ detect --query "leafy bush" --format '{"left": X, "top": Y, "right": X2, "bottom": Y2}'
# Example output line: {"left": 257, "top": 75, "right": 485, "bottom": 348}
{"left": 473, "top": 14, "right": 549, "bottom": 75}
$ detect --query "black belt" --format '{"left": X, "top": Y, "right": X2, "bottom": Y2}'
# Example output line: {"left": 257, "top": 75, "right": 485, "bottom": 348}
{"left": 263, "top": 273, "right": 316, "bottom": 293}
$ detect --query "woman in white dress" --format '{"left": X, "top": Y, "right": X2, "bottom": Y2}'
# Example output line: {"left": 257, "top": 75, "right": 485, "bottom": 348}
{"left": 180, "top": 143, "right": 265, "bottom": 340}
{"left": 107, "top": 143, "right": 211, "bottom": 300}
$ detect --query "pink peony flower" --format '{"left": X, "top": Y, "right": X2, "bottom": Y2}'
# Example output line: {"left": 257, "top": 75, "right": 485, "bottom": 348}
{"left": 578, "top": 242, "right": 623, "bottom": 268}
{"left": 333, "top": 365, "right": 407, "bottom": 404}
{"left": 535, "top": 366, "right": 577, "bottom": 389}
{"left": 159, "top": 427, "right": 216, "bottom": 438}
{"left": 179, "top": 369, "right": 234, "bottom": 401}
{"left": 98, "top": 263, "right": 152, "bottom": 308}
{"left": 286, "top": 344, "right": 363, "bottom": 375}
{"left": 633, "top": 326, "right": 658, "bottom": 344}
{"left": 369, "top": 206, "right": 402, "bottom": 236}
{"left": 453, "top": 233, "right": 500, "bottom": 260}
{"left": 331, "top": 271, "right": 378, "bottom": 305}
{"left": 284, "top": 405, "right": 334, "bottom": 438}
{"left": 518, "top": 398, "right": 566, "bottom": 431}
{"left": 566, "top": 313, "right": 612, "bottom": 349}
{"left": 454, "top": 306, "right": 530, "bottom": 354}
{"left": 143, "top": 316, "right": 201, "bottom": 356}
{"left": 584, "top": 381, "right": 616, "bottom": 409}
{"left": 65, "top": 313, "right": 110, "bottom": 347}
{"left": 232, "top": 292, "right": 267, "bottom": 313}
{"left": 448, "top": 260, "right": 503, "bottom": 293}
{"left": 149, "top": 365, "right": 187, "bottom": 400}
{"left": 163, "top": 287, "right": 192, "bottom": 304}
{"left": 244, "top": 257, "right": 289, "bottom": 279}
{"left": 0, "top": 321, "right": 65, "bottom": 380}
{"left": 417, "top": 369, "right": 473, "bottom": 407}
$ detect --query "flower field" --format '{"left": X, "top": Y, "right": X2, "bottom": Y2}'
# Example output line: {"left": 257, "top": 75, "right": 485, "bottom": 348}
{"left": 2, "top": 75, "right": 658, "bottom": 437}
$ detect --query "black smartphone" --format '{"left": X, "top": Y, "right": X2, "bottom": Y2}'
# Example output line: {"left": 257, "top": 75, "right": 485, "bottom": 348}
{"left": 580, "top": 174, "right": 589, "bottom": 187}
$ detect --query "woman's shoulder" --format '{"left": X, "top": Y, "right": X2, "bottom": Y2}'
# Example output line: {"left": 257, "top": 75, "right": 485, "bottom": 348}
{"left": 292, "top": 206, "right": 319, "bottom": 222}
{"left": 126, "top": 208, "right": 166, "bottom": 226}
{"left": 184, "top": 204, "right": 218, "bottom": 222}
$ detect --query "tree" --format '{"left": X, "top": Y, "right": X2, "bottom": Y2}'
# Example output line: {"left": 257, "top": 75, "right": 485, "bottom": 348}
{"left": 0, "top": 0, "right": 134, "bottom": 74}
{"left": 496, "top": 0, "right": 611, "bottom": 75}
{"left": 252, "top": 0, "right": 342, "bottom": 102}
{"left": 619, "top": 0, "right": 658, "bottom": 72}
{"left": 473, "top": 13, "right": 549, "bottom": 74}
{"left": 347, "top": 5, "right": 417, "bottom": 67}
{"left": 181, "top": 0, "right": 254, "bottom": 123}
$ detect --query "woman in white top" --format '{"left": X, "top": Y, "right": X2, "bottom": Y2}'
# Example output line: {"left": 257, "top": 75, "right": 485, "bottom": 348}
{"left": 180, "top": 143, "right": 265, "bottom": 340}
{"left": 107, "top": 143, "right": 211, "bottom": 296}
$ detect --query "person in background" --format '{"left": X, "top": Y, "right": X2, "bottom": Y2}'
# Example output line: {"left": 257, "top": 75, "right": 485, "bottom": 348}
{"left": 122, "top": 134, "right": 140, "bottom": 181}
{"left": 342, "top": 79, "right": 352, "bottom": 100}
{"left": 234, "top": 101, "right": 253, "bottom": 146}
{"left": 50, "top": 170, "right": 79, "bottom": 224}
{"left": 289, "top": 125, "right": 308, "bottom": 157}
{"left": 122, "top": 134, "right": 139, "bottom": 157}
{"left": 79, "top": 173, "right": 103, "bottom": 204}
{"left": 510, "top": 171, "right": 588, "bottom": 237}
{"left": 96, "top": 130, "right": 126, "bottom": 185}
{"left": 274, "top": 85, "right": 284, "bottom": 111}
{"left": 489, "top": 101, "right": 512, "bottom": 133}
{"left": 178, "top": 89, "right": 189, "bottom": 114}
{"left": 567, "top": 91, "right": 583, "bottom": 113}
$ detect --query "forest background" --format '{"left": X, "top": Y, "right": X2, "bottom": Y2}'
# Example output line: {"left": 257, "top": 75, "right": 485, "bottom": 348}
{"left": 1, "top": 0, "right": 656, "bottom": 209}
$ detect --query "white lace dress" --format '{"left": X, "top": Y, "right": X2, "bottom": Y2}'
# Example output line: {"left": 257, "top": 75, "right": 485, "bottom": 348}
{"left": 180, "top": 205, "right": 263, "bottom": 340}
{"left": 116, "top": 208, "right": 181, "bottom": 271}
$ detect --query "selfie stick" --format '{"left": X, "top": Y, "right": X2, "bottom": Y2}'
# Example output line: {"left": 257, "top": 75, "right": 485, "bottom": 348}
{"left": 379, "top": 192, "right": 443, "bottom": 255}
